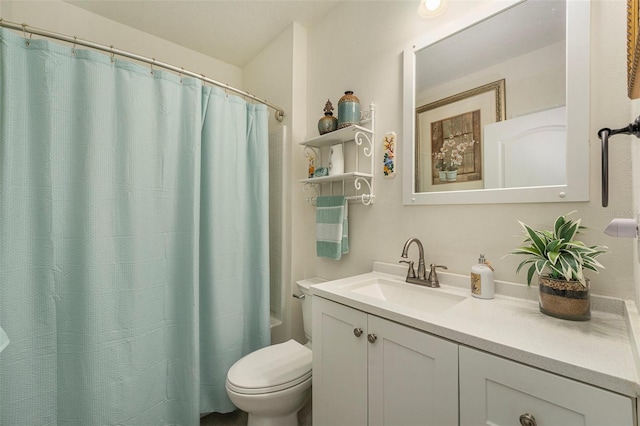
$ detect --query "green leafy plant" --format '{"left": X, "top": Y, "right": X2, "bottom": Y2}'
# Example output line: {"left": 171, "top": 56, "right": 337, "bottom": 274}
{"left": 510, "top": 211, "right": 607, "bottom": 287}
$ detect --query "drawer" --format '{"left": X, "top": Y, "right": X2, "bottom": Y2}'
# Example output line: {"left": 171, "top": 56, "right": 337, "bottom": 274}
{"left": 459, "top": 346, "right": 634, "bottom": 426}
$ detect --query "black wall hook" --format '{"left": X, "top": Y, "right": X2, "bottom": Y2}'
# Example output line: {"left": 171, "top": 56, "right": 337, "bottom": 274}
{"left": 597, "top": 115, "right": 640, "bottom": 207}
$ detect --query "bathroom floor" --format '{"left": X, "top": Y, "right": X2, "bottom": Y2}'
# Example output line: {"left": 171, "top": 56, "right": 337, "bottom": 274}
{"left": 200, "top": 410, "right": 248, "bottom": 426}
{"left": 199, "top": 399, "right": 312, "bottom": 426}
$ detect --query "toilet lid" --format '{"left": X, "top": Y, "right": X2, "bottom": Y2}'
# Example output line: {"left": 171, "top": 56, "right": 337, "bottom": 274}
{"left": 226, "top": 339, "right": 312, "bottom": 394}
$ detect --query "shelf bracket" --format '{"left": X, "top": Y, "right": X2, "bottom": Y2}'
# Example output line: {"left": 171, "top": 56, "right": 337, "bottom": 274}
{"left": 354, "top": 131, "right": 373, "bottom": 157}
{"left": 354, "top": 177, "right": 374, "bottom": 205}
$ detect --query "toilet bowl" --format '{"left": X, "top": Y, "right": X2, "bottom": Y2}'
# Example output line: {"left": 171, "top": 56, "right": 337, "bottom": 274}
{"left": 225, "top": 278, "right": 324, "bottom": 426}
{"left": 226, "top": 339, "right": 312, "bottom": 426}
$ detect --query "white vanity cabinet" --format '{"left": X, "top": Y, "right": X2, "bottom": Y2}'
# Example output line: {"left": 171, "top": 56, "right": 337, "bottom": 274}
{"left": 312, "top": 296, "right": 459, "bottom": 426}
{"left": 459, "top": 346, "right": 635, "bottom": 426}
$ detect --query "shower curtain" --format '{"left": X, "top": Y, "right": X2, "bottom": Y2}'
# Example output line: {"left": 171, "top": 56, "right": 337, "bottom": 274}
{"left": 0, "top": 27, "right": 270, "bottom": 425}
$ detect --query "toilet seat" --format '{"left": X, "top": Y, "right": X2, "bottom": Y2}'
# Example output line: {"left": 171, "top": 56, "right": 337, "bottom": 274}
{"left": 226, "top": 339, "right": 312, "bottom": 395}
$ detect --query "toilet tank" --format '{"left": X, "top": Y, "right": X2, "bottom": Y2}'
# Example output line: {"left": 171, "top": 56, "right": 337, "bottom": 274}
{"left": 295, "top": 277, "right": 326, "bottom": 345}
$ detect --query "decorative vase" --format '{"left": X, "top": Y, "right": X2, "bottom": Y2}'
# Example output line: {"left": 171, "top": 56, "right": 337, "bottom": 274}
{"left": 446, "top": 170, "right": 458, "bottom": 182}
{"left": 438, "top": 171, "right": 447, "bottom": 182}
{"left": 318, "top": 99, "right": 338, "bottom": 135}
{"left": 538, "top": 276, "right": 590, "bottom": 321}
{"left": 337, "top": 90, "right": 361, "bottom": 129}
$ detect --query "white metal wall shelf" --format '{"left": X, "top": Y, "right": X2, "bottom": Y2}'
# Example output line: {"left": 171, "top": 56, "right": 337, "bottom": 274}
{"left": 300, "top": 124, "right": 372, "bottom": 148}
{"left": 300, "top": 104, "right": 375, "bottom": 206}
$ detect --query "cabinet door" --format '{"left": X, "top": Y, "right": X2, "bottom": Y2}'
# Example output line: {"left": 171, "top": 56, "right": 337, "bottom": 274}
{"left": 367, "top": 315, "right": 459, "bottom": 426}
{"left": 460, "top": 346, "right": 634, "bottom": 426}
{"left": 312, "top": 297, "right": 368, "bottom": 426}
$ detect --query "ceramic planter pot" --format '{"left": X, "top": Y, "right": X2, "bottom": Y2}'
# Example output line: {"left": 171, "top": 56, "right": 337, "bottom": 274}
{"left": 538, "top": 276, "right": 590, "bottom": 321}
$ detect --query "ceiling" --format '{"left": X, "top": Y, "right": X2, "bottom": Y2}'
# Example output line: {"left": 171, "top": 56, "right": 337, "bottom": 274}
{"left": 66, "top": 0, "right": 565, "bottom": 86}
{"left": 67, "top": 0, "right": 342, "bottom": 68}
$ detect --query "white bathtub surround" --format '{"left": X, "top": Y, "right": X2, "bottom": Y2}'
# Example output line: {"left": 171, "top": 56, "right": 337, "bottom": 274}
{"left": 311, "top": 262, "right": 640, "bottom": 397}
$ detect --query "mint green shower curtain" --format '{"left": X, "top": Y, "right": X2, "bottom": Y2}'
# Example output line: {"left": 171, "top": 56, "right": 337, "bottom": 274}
{"left": 199, "top": 87, "right": 271, "bottom": 414}
{"left": 0, "top": 28, "right": 270, "bottom": 424}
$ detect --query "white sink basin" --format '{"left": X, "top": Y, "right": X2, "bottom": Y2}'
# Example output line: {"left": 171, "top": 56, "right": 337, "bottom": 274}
{"left": 344, "top": 277, "right": 465, "bottom": 314}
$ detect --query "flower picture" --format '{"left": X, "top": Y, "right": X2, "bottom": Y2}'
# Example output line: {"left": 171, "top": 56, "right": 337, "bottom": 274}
{"left": 433, "top": 132, "right": 478, "bottom": 172}
{"left": 429, "top": 110, "right": 482, "bottom": 184}
{"left": 415, "top": 79, "right": 505, "bottom": 191}
{"left": 383, "top": 133, "right": 396, "bottom": 177}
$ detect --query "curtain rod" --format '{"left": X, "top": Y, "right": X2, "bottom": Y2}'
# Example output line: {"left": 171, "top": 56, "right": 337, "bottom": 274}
{"left": 0, "top": 19, "right": 285, "bottom": 122}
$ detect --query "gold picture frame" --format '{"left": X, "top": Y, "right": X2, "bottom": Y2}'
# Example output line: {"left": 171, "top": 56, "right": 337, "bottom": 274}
{"left": 414, "top": 79, "right": 506, "bottom": 192}
{"left": 628, "top": 0, "right": 640, "bottom": 98}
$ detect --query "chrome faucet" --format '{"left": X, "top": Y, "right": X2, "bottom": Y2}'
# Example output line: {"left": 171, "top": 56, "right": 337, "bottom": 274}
{"left": 399, "top": 237, "right": 428, "bottom": 286}
{"left": 400, "top": 238, "right": 447, "bottom": 288}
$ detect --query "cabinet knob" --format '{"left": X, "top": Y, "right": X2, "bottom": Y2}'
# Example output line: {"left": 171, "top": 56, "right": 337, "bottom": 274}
{"left": 353, "top": 328, "right": 363, "bottom": 337}
{"left": 367, "top": 333, "right": 377, "bottom": 343}
{"left": 519, "top": 413, "right": 537, "bottom": 426}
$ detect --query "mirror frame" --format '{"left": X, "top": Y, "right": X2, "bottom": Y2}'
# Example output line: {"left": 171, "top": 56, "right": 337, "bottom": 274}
{"left": 402, "top": 0, "right": 590, "bottom": 205}
{"left": 628, "top": 0, "right": 640, "bottom": 98}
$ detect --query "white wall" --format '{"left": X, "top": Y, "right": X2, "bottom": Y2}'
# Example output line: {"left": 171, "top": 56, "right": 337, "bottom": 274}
{"left": 300, "top": 0, "right": 635, "bottom": 300}
{"left": 417, "top": 41, "right": 566, "bottom": 119}
{"left": 244, "top": 23, "right": 311, "bottom": 344}
{"left": 633, "top": 96, "right": 640, "bottom": 307}
{"left": 0, "top": 0, "right": 242, "bottom": 88}
{"left": 632, "top": 86, "right": 640, "bottom": 304}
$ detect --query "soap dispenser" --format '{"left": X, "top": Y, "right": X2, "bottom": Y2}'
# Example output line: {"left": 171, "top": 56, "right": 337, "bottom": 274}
{"left": 471, "top": 254, "right": 495, "bottom": 299}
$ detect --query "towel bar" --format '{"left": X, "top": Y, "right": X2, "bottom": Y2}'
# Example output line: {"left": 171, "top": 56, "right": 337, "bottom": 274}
{"left": 306, "top": 194, "right": 375, "bottom": 206}
{"left": 597, "top": 114, "right": 640, "bottom": 207}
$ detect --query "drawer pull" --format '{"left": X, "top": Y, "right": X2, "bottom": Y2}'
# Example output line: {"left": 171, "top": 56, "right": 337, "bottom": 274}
{"left": 519, "top": 413, "right": 536, "bottom": 426}
{"left": 353, "top": 328, "right": 363, "bottom": 337}
{"left": 367, "top": 333, "right": 377, "bottom": 343}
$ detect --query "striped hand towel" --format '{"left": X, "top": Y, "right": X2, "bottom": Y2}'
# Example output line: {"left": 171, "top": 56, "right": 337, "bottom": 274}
{"left": 316, "top": 196, "right": 349, "bottom": 259}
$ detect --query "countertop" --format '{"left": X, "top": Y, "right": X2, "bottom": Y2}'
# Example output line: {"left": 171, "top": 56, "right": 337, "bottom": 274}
{"left": 309, "top": 262, "right": 640, "bottom": 398}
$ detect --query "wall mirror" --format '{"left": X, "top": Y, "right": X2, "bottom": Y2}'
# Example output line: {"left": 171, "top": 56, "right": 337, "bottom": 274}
{"left": 402, "top": 0, "right": 590, "bottom": 205}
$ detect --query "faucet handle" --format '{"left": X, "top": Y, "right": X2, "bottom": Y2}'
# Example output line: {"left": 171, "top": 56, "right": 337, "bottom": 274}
{"left": 428, "top": 264, "right": 448, "bottom": 287}
{"left": 399, "top": 260, "right": 416, "bottom": 279}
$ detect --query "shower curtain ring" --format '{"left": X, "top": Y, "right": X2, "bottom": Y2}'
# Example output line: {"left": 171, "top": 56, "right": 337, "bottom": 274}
{"left": 110, "top": 45, "right": 115, "bottom": 63}
{"left": 71, "top": 36, "right": 77, "bottom": 56}
{"left": 179, "top": 67, "right": 184, "bottom": 84}
{"left": 21, "top": 24, "right": 31, "bottom": 46}
{"left": 222, "top": 84, "right": 230, "bottom": 99}
{"left": 150, "top": 58, "right": 155, "bottom": 75}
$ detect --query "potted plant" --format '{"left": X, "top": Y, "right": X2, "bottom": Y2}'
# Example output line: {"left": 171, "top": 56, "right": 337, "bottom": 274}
{"left": 433, "top": 152, "right": 447, "bottom": 182}
{"left": 509, "top": 211, "right": 607, "bottom": 321}
{"left": 432, "top": 133, "right": 477, "bottom": 182}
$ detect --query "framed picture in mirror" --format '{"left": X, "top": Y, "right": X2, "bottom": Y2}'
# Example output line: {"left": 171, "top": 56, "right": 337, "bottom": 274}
{"left": 628, "top": 0, "right": 640, "bottom": 99}
{"left": 415, "top": 79, "right": 506, "bottom": 193}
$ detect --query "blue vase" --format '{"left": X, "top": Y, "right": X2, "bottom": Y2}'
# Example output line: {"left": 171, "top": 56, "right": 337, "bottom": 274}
{"left": 337, "top": 91, "right": 361, "bottom": 129}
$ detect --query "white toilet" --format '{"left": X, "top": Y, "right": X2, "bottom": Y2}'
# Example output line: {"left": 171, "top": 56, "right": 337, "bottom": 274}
{"left": 225, "top": 278, "right": 322, "bottom": 426}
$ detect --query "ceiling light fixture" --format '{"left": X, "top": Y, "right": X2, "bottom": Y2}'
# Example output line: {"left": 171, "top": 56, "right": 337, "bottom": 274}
{"left": 418, "top": 0, "right": 447, "bottom": 18}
